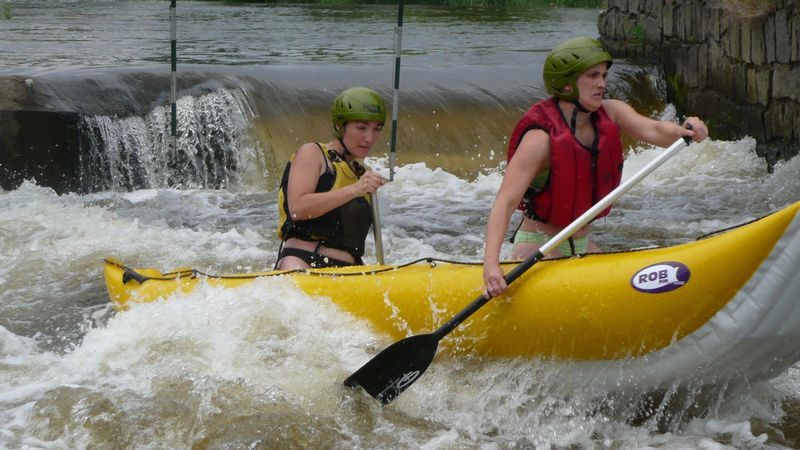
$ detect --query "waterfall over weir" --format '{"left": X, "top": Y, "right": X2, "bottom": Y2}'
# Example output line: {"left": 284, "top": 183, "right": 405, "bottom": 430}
{"left": 1, "top": 63, "right": 668, "bottom": 194}
{"left": 78, "top": 88, "right": 264, "bottom": 192}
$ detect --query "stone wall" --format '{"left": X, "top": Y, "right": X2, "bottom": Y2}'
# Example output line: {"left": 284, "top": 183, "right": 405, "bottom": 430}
{"left": 598, "top": 0, "right": 800, "bottom": 167}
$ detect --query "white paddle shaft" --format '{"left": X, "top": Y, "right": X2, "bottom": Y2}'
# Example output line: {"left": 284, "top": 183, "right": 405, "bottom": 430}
{"left": 539, "top": 137, "right": 691, "bottom": 256}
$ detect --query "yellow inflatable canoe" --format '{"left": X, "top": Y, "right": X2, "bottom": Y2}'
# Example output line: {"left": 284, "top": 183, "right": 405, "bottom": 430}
{"left": 104, "top": 200, "right": 800, "bottom": 385}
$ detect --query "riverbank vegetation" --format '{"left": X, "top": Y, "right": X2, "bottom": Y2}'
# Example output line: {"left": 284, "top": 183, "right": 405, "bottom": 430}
{"left": 212, "top": 0, "right": 602, "bottom": 6}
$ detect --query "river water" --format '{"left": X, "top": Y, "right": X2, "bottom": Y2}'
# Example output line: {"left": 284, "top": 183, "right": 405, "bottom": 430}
{"left": 2, "top": 1, "right": 800, "bottom": 449}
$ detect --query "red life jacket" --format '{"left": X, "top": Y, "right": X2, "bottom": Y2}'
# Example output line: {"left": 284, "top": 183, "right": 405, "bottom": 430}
{"left": 507, "top": 98, "right": 624, "bottom": 227}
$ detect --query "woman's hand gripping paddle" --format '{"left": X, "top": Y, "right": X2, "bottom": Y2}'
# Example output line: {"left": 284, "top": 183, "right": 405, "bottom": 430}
{"left": 344, "top": 136, "right": 694, "bottom": 405}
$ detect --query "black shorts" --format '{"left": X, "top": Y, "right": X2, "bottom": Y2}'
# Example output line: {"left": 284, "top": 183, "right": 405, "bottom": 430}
{"left": 276, "top": 246, "right": 353, "bottom": 269}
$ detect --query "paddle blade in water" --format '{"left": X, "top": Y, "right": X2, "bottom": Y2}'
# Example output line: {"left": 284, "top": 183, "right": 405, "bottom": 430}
{"left": 344, "top": 333, "right": 438, "bottom": 405}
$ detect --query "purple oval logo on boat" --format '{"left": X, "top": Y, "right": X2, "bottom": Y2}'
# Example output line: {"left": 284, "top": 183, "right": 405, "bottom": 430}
{"left": 631, "top": 261, "right": 690, "bottom": 293}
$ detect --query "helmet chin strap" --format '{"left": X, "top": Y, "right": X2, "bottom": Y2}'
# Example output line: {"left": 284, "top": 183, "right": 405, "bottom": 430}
{"left": 558, "top": 85, "right": 591, "bottom": 134}
{"left": 338, "top": 138, "right": 353, "bottom": 160}
{"left": 569, "top": 99, "right": 591, "bottom": 134}
{"left": 573, "top": 98, "right": 591, "bottom": 113}
{"left": 569, "top": 100, "right": 590, "bottom": 135}
{"left": 336, "top": 137, "right": 366, "bottom": 178}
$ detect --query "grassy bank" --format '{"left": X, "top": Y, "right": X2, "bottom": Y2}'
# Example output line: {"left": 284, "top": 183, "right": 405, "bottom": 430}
{"left": 212, "top": 0, "right": 602, "bottom": 7}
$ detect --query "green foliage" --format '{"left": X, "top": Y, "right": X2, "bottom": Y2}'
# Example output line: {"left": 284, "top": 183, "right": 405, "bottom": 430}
{"left": 629, "top": 23, "right": 645, "bottom": 45}
{"left": 2, "top": 3, "right": 11, "bottom": 20}
{"left": 620, "top": 15, "right": 645, "bottom": 47}
{"left": 214, "top": 0, "right": 602, "bottom": 6}
{"left": 668, "top": 73, "right": 687, "bottom": 111}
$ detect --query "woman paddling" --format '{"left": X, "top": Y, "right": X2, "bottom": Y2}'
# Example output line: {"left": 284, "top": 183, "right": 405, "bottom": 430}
{"left": 483, "top": 37, "right": 709, "bottom": 298}
{"left": 275, "top": 87, "right": 386, "bottom": 270}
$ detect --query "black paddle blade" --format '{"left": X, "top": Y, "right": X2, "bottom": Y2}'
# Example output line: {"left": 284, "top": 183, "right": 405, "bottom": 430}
{"left": 344, "top": 333, "right": 439, "bottom": 405}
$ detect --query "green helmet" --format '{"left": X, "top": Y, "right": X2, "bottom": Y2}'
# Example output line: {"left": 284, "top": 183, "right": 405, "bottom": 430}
{"left": 332, "top": 87, "right": 386, "bottom": 139}
{"left": 543, "top": 37, "right": 613, "bottom": 102}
